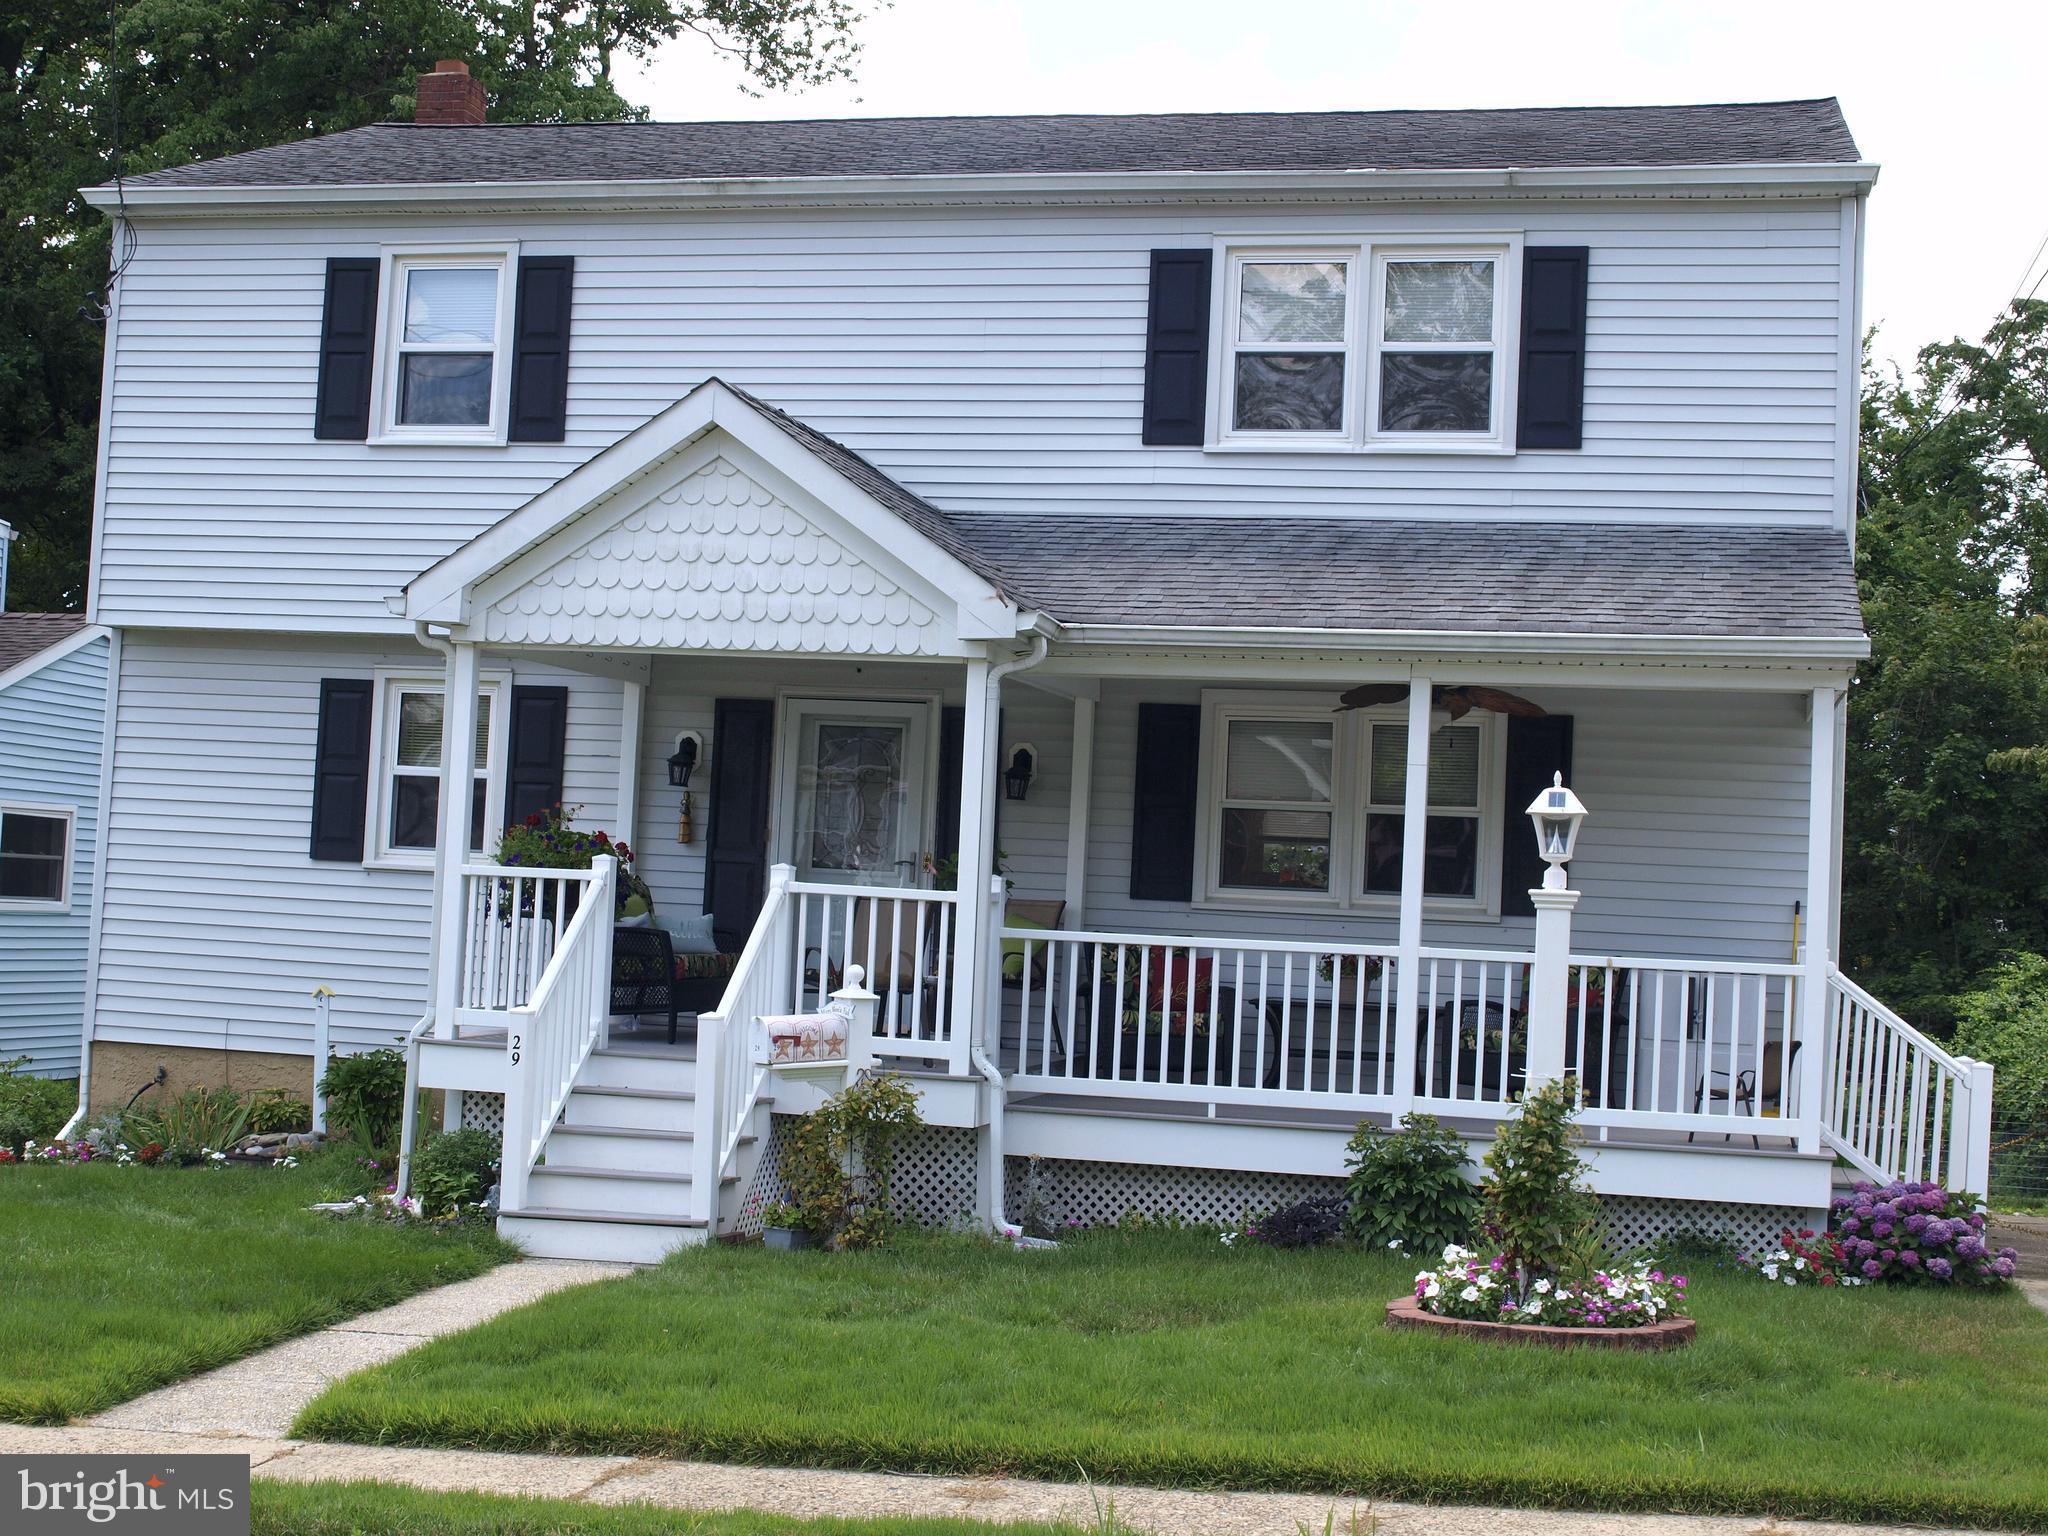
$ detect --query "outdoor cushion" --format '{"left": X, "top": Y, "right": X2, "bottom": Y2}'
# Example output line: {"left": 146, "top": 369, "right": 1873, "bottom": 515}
{"left": 675, "top": 951, "right": 740, "bottom": 982}
{"left": 1002, "top": 912, "right": 1047, "bottom": 980}
{"left": 663, "top": 910, "right": 720, "bottom": 955}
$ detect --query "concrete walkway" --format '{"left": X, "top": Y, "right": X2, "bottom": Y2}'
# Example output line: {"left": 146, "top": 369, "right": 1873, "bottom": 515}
{"left": 0, "top": 1422, "right": 1999, "bottom": 1536}
{"left": 90, "top": 1257, "right": 632, "bottom": 1438}
{"left": 22, "top": 1252, "right": 2017, "bottom": 1536}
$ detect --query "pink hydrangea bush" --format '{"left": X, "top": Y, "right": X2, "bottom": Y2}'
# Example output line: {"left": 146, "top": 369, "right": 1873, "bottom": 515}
{"left": 1413, "top": 1244, "right": 1687, "bottom": 1328}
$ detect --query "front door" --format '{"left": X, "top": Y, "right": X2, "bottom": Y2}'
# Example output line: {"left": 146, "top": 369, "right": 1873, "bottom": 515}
{"left": 780, "top": 699, "right": 932, "bottom": 887}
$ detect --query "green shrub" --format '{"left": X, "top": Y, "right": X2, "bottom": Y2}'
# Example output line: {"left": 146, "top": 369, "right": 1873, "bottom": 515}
{"left": 780, "top": 1070, "right": 924, "bottom": 1248}
{"left": 1954, "top": 952, "right": 2048, "bottom": 1123}
{"left": 123, "top": 1086, "right": 254, "bottom": 1163}
{"left": 0, "top": 1059, "right": 75, "bottom": 1153}
{"left": 1343, "top": 1112, "right": 1480, "bottom": 1255}
{"left": 1481, "top": 1076, "right": 1598, "bottom": 1285}
{"left": 318, "top": 1050, "right": 408, "bottom": 1148}
{"left": 248, "top": 1088, "right": 313, "bottom": 1136}
{"left": 411, "top": 1128, "right": 500, "bottom": 1217}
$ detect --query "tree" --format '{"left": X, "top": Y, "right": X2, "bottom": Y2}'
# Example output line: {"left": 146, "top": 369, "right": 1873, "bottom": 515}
{"left": 1, "top": 1, "right": 874, "bottom": 610}
{"left": 1844, "top": 301, "right": 2048, "bottom": 1029}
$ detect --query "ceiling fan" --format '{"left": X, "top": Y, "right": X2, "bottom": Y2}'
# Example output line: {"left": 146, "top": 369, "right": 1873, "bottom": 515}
{"left": 1335, "top": 683, "right": 1547, "bottom": 729}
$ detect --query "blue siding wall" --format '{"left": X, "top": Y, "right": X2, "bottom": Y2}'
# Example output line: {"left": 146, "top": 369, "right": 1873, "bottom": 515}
{"left": 0, "top": 635, "right": 108, "bottom": 1076}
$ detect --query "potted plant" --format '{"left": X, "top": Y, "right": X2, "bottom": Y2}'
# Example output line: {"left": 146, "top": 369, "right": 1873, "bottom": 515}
{"left": 494, "top": 802, "right": 651, "bottom": 916}
{"left": 758, "top": 1199, "right": 815, "bottom": 1250}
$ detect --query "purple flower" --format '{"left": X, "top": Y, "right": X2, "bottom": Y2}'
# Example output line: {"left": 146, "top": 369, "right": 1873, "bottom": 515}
{"left": 1855, "top": 1240, "right": 1877, "bottom": 1260}
{"left": 1904, "top": 1213, "right": 1929, "bottom": 1235}
{"left": 1994, "top": 1257, "right": 2017, "bottom": 1279}
{"left": 1872, "top": 1221, "right": 1894, "bottom": 1240}
{"left": 1862, "top": 1259, "right": 1882, "bottom": 1278}
{"left": 1880, "top": 1249, "right": 1897, "bottom": 1263}
{"left": 1839, "top": 1217, "right": 1862, "bottom": 1235}
{"left": 1968, "top": 1212, "right": 1986, "bottom": 1230}
{"left": 1927, "top": 1257, "right": 1953, "bottom": 1280}
{"left": 1957, "top": 1236, "right": 1987, "bottom": 1260}
{"left": 1897, "top": 1250, "right": 1921, "bottom": 1268}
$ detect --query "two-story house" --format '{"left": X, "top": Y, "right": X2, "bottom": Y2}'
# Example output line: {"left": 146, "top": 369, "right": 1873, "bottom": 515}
{"left": 68, "top": 68, "right": 1993, "bottom": 1260}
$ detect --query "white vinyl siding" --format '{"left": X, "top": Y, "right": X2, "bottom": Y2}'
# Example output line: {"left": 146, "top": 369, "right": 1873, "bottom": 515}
{"left": 0, "top": 635, "right": 108, "bottom": 1076}
{"left": 93, "top": 199, "right": 1852, "bottom": 631}
{"left": 89, "top": 633, "right": 619, "bottom": 1057}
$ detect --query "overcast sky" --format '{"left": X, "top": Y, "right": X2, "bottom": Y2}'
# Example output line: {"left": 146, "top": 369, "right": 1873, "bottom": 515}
{"left": 622, "top": 0, "right": 2047, "bottom": 372}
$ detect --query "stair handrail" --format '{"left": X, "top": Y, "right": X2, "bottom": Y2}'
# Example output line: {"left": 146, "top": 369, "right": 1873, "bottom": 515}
{"left": 1822, "top": 963, "right": 1994, "bottom": 1193}
{"left": 692, "top": 863, "right": 797, "bottom": 1226}
{"left": 497, "top": 854, "right": 617, "bottom": 1214}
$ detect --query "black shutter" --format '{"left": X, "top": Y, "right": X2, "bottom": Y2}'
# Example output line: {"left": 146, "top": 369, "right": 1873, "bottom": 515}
{"left": 313, "top": 258, "right": 380, "bottom": 441}
{"left": 503, "top": 685, "right": 569, "bottom": 829}
{"left": 508, "top": 256, "right": 575, "bottom": 443}
{"left": 704, "top": 698, "right": 775, "bottom": 951}
{"left": 932, "top": 705, "right": 965, "bottom": 872}
{"left": 1141, "top": 249, "right": 1213, "bottom": 446}
{"left": 1501, "top": 714, "right": 1574, "bottom": 917}
{"left": 1129, "top": 702, "right": 1201, "bottom": 901}
{"left": 309, "top": 678, "right": 374, "bottom": 861}
{"left": 1515, "top": 246, "right": 1590, "bottom": 450}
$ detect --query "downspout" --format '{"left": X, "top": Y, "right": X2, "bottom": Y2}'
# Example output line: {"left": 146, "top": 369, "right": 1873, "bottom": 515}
{"left": 968, "top": 634, "right": 1049, "bottom": 1243}
{"left": 393, "top": 620, "right": 460, "bottom": 1194}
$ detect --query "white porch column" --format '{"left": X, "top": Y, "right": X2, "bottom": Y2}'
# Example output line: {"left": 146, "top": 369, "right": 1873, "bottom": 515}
{"left": 615, "top": 676, "right": 645, "bottom": 846}
{"left": 1796, "top": 685, "right": 1841, "bottom": 1155}
{"left": 950, "top": 655, "right": 999, "bottom": 1073}
{"left": 1388, "top": 677, "right": 1432, "bottom": 1115}
{"left": 430, "top": 640, "right": 482, "bottom": 1039}
{"left": 1525, "top": 888, "right": 1580, "bottom": 1087}
{"left": 1062, "top": 694, "right": 1096, "bottom": 931}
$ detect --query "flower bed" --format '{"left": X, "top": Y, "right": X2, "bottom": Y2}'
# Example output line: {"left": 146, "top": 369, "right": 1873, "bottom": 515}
{"left": 1406, "top": 1243, "right": 1691, "bottom": 1337}
{"left": 1386, "top": 1293, "right": 1696, "bottom": 1350}
{"left": 1748, "top": 1180, "right": 2019, "bottom": 1287}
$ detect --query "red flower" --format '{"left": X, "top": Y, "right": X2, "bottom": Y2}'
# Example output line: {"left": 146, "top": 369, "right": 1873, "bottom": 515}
{"left": 525, "top": 813, "right": 542, "bottom": 828}
{"left": 595, "top": 831, "right": 610, "bottom": 845}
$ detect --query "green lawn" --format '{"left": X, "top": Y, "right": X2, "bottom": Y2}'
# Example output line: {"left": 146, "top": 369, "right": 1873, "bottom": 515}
{"left": 251, "top": 1480, "right": 1128, "bottom": 1536}
{"left": 1, "top": 1156, "right": 514, "bottom": 1424}
{"left": 299, "top": 1230, "right": 2048, "bottom": 1529}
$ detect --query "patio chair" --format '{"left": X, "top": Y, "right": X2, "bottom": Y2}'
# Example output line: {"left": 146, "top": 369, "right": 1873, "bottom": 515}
{"left": 610, "top": 925, "right": 682, "bottom": 1045}
{"left": 1691, "top": 1039, "right": 1801, "bottom": 1147}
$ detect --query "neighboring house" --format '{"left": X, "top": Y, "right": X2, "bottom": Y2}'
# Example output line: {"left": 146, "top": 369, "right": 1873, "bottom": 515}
{"left": 0, "top": 613, "right": 110, "bottom": 1078}
{"left": 72, "top": 68, "right": 1993, "bottom": 1259}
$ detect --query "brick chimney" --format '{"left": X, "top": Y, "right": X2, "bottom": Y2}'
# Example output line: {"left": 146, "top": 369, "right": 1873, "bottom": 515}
{"left": 415, "top": 60, "right": 486, "bottom": 126}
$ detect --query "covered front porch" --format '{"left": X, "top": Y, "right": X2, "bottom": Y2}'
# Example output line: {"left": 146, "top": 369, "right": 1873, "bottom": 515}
{"left": 388, "top": 378, "right": 1988, "bottom": 1248}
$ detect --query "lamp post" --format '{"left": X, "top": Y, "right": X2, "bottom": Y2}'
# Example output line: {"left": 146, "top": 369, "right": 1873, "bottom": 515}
{"left": 1524, "top": 772, "right": 1588, "bottom": 1089}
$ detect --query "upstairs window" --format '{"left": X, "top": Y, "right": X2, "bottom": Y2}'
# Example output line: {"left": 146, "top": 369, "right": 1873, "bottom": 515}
{"left": 375, "top": 251, "right": 513, "bottom": 442}
{"left": 1213, "top": 240, "right": 1516, "bottom": 452}
{"left": 0, "top": 804, "right": 73, "bottom": 910}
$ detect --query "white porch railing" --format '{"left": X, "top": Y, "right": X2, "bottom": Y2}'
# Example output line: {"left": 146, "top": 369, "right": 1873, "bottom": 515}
{"left": 693, "top": 866, "right": 798, "bottom": 1223}
{"left": 456, "top": 863, "right": 610, "bottom": 1024}
{"left": 497, "top": 855, "right": 617, "bottom": 1213}
{"left": 1411, "top": 947, "right": 1536, "bottom": 1110}
{"left": 1823, "top": 966, "right": 1994, "bottom": 1191}
{"left": 1003, "top": 929, "right": 1403, "bottom": 1111}
{"left": 788, "top": 881, "right": 962, "bottom": 1070}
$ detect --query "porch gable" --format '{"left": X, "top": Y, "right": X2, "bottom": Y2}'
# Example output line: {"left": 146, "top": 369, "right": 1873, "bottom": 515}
{"left": 406, "top": 377, "right": 1023, "bottom": 655}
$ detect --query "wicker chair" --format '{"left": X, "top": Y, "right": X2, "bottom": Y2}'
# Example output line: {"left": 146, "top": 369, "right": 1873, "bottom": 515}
{"left": 610, "top": 925, "right": 682, "bottom": 1044}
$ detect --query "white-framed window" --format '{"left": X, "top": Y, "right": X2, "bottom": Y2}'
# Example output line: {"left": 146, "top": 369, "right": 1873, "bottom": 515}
{"left": 1194, "top": 692, "right": 1505, "bottom": 918}
{"left": 363, "top": 671, "right": 509, "bottom": 868}
{"left": 372, "top": 248, "right": 517, "bottom": 443}
{"left": 1210, "top": 238, "right": 1518, "bottom": 453}
{"left": 0, "top": 803, "right": 75, "bottom": 911}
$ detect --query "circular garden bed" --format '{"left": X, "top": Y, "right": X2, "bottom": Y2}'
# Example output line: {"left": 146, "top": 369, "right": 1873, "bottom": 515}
{"left": 1385, "top": 1294, "right": 1695, "bottom": 1350}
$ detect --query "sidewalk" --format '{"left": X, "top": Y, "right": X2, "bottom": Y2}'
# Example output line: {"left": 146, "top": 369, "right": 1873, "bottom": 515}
{"left": 0, "top": 1421, "right": 1997, "bottom": 1536}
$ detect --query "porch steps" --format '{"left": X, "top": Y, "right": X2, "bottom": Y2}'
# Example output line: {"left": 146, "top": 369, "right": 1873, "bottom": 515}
{"left": 498, "top": 1205, "right": 710, "bottom": 1263}
{"left": 560, "top": 1084, "right": 697, "bottom": 1132}
{"left": 579, "top": 1049, "right": 696, "bottom": 1094}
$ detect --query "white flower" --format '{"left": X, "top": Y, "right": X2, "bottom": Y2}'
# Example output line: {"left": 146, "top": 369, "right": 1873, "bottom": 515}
{"left": 1784, "top": 1276, "right": 1797, "bottom": 1286}
{"left": 1423, "top": 1280, "right": 1441, "bottom": 1299}
{"left": 1534, "top": 1279, "right": 1552, "bottom": 1295}
{"left": 1459, "top": 1285, "right": 1480, "bottom": 1302}
{"left": 1219, "top": 1232, "right": 1236, "bottom": 1246}
{"left": 1441, "top": 1244, "right": 1470, "bottom": 1263}
{"left": 1522, "top": 1299, "right": 1544, "bottom": 1317}
{"left": 1793, "top": 1257, "right": 1807, "bottom": 1270}
{"left": 1387, "top": 1239, "right": 1403, "bottom": 1251}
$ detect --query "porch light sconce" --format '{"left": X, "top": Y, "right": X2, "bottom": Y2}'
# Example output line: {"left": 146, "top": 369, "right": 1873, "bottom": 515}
{"left": 1525, "top": 771, "right": 1588, "bottom": 890}
{"left": 669, "top": 732, "right": 704, "bottom": 845}
{"left": 1003, "top": 743, "right": 1037, "bottom": 802}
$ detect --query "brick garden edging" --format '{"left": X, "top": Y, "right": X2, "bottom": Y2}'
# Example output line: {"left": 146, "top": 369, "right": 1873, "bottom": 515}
{"left": 1384, "top": 1294, "right": 1696, "bottom": 1350}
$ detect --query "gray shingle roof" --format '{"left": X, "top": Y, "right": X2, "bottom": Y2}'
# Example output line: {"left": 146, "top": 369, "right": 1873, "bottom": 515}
{"left": 0, "top": 613, "right": 89, "bottom": 675}
{"left": 940, "top": 515, "right": 1865, "bottom": 639}
{"left": 124, "top": 99, "right": 1859, "bottom": 190}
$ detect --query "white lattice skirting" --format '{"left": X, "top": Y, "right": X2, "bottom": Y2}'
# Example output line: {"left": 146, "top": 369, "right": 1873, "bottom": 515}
{"left": 456, "top": 1091, "right": 506, "bottom": 1139}
{"left": 749, "top": 1118, "right": 1815, "bottom": 1253}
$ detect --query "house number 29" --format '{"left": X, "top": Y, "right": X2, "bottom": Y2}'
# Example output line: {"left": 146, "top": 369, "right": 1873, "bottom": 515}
{"left": 510, "top": 1034, "right": 522, "bottom": 1065}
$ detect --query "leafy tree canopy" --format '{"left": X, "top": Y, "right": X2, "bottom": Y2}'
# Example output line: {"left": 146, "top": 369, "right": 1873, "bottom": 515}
{"left": 1, "top": 0, "right": 872, "bottom": 609}
{"left": 1846, "top": 300, "right": 2048, "bottom": 1028}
